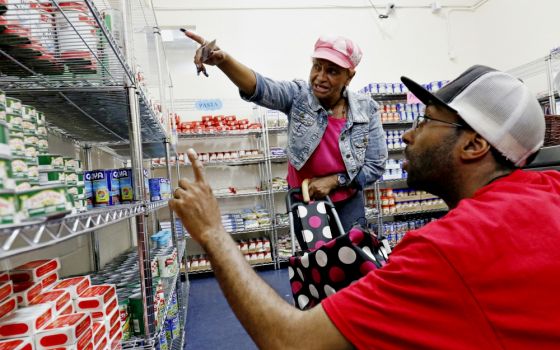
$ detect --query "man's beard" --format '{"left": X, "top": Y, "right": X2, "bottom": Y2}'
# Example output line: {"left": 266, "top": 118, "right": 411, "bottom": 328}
{"left": 405, "top": 133, "right": 458, "bottom": 197}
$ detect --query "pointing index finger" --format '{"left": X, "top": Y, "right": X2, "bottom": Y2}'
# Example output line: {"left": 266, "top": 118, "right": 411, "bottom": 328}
{"left": 182, "top": 29, "right": 205, "bottom": 45}
{"left": 187, "top": 148, "right": 205, "bottom": 183}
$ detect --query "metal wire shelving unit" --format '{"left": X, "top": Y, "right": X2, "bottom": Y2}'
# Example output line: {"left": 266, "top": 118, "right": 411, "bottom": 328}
{"left": 0, "top": 0, "right": 185, "bottom": 349}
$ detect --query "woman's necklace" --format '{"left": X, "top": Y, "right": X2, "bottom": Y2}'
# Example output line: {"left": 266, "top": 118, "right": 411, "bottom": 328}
{"left": 327, "top": 97, "right": 347, "bottom": 119}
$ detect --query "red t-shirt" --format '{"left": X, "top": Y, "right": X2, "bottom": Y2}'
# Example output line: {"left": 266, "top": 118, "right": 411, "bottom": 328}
{"left": 287, "top": 116, "right": 356, "bottom": 202}
{"left": 322, "top": 169, "right": 560, "bottom": 349}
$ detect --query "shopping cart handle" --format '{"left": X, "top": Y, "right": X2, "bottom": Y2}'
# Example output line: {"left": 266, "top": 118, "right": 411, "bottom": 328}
{"left": 301, "top": 179, "right": 311, "bottom": 203}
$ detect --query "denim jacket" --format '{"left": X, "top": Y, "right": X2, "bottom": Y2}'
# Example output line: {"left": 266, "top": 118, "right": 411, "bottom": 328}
{"left": 241, "top": 72, "right": 387, "bottom": 189}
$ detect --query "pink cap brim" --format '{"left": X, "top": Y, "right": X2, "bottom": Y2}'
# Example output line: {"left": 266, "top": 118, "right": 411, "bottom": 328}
{"left": 312, "top": 48, "right": 353, "bottom": 69}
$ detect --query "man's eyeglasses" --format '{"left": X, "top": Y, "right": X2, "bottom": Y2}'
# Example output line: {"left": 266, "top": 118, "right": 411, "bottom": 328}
{"left": 412, "top": 115, "right": 467, "bottom": 130}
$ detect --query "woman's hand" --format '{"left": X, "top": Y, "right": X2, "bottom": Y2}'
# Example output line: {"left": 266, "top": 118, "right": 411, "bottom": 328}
{"left": 183, "top": 30, "right": 227, "bottom": 76}
{"left": 308, "top": 175, "right": 338, "bottom": 199}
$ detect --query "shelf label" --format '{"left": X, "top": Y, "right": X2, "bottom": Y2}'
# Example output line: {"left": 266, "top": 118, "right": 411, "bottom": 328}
{"left": 195, "top": 99, "right": 223, "bottom": 111}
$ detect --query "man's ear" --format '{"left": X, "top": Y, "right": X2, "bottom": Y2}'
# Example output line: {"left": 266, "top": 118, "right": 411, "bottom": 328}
{"left": 460, "top": 131, "right": 492, "bottom": 162}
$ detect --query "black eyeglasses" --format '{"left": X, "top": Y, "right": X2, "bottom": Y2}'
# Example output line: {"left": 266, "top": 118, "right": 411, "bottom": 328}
{"left": 413, "top": 115, "right": 467, "bottom": 130}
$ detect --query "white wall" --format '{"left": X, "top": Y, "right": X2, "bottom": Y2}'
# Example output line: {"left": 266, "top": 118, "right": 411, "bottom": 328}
{"left": 153, "top": 0, "right": 560, "bottom": 115}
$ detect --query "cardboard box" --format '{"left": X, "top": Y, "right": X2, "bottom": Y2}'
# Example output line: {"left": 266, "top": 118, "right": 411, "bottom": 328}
{"left": 0, "top": 282, "right": 13, "bottom": 303}
{"left": 103, "top": 307, "right": 119, "bottom": 334}
{"left": 29, "top": 290, "right": 71, "bottom": 315}
{"left": 109, "top": 328, "right": 122, "bottom": 349}
{"left": 51, "top": 277, "right": 90, "bottom": 300}
{"left": 0, "top": 304, "right": 53, "bottom": 339}
{"left": 37, "top": 328, "right": 92, "bottom": 350}
{"left": 40, "top": 273, "right": 58, "bottom": 291}
{"left": 10, "top": 259, "right": 60, "bottom": 283}
{"left": 35, "top": 313, "right": 91, "bottom": 348}
{"left": 13, "top": 281, "right": 42, "bottom": 307}
{"left": 91, "top": 322, "right": 105, "bottom": 346}
{"left": 59, "top": 303, "right": 74, "bottom": 316}
{"left": 88, "top": 298, "right": 117, "bottom": 320}
{"left": 0, "top": 338, "right": 34, "bottom": 350}
{"left": 0, "top": 297, "right": 17, "bottom": 320}
{"left": 95, "top": 335, "right": 107, "bottom": 350}
{"left": 107, "top": 321, "right": 121, "bottom": 344}
{"left": 75, "top": 285, "right": 115, "bottom": 313}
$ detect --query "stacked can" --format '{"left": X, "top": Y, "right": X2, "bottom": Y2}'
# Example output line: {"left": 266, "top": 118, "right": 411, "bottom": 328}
{"left": 386, "top": 130, "right": 406, "bottom": 150}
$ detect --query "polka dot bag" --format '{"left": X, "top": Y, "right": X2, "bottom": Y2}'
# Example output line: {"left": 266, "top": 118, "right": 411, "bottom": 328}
{"left": 286, "top": 180, "right": 391, "bottom": 310}
{"left": 288, "top": 225, "right": 390, "bottom": 310}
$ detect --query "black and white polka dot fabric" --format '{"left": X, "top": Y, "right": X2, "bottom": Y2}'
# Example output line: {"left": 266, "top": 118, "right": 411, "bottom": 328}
{"left": 289, "top": 226, "right": 389, "bottom": 310}
{"left": 294, "top": 200, "right": 343, "bottom": 251}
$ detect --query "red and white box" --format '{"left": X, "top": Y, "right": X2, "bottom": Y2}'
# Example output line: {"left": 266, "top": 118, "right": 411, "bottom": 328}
{"left": 10, "top": 259, "right": 60, "bottom": 283}
{"left": 0, "top": 274, "right": 8, "bottom": 284}
{"left": 95, "top": 335, "right": 107, "bottom": 350}
{"left": 75, "top": 285, "right": 115, "bottom": 313}
{"left": 109, "top": 329, "right": 122, "bottom": 350}
{"left": 29, "top": 290, "right": 71, "bottom": 316}
{"left": 0, "top": 282, "right": 13, "bottom": 303}
{"left": 51, "top": 277, "right": 90, "bottom": 300}
{"left": 91, "top": 322, "right": 106, "bottom": 347}
{"left": 35, "top": 313, "right": 91, "bottom": 349}
{"left": 0, "top": 297, "right": 17, "bottom": 320}
{"left": 40, "top": 273, "right": 59, "bottom": 291}
{"left": 0, "top": 304, "right": 53, "bottom": 339}
{"left": 89, "top": 298, "right": 117, "bottom": 321}
{"left": 0, "top": 338, "right": 34, "bottom": 350}
{"left": 59, "top": 303, "right": 74, "bottom": 316}
{"left": 102, "top": 308, "right": 119, "bottom": 334}
{"left": 13, "top": 281, "right": 42, "bottom": 307}
{"left": 38, "top": 328, "right": 92, "bottom": 350}
{"left": 107, "top": 321, "right": 121, "bottom": 344}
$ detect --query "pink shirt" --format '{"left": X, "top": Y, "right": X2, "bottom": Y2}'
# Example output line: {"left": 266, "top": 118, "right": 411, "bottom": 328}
{"left": 287, "top": 116, "right": 357, "bottom": 202}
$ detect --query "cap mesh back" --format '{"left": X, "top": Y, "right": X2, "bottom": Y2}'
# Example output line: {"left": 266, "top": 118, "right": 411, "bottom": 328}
{"left": 448, "top": 71, "right": 545, "bottom": 166}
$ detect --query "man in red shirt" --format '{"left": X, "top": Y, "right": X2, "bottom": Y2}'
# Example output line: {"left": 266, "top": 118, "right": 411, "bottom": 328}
{"left": 170, "top": 65, "right": 560, "bottom": 349}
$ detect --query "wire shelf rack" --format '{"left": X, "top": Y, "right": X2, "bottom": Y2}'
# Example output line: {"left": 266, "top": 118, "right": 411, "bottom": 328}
{"left": 0, "top": 0, "right": 169, "bottom": 156}
{"left": 0, "top": 200, "right": 168, "bottom": 259}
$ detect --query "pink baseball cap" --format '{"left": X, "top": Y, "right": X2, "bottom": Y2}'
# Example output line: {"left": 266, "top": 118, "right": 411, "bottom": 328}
{"left": 311, "top": 35, "right": 363, "bottom": 70}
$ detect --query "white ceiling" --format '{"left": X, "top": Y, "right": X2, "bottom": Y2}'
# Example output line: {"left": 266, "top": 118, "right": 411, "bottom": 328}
{"left": 151, "top": 0, "right": 484, "bottom": 10}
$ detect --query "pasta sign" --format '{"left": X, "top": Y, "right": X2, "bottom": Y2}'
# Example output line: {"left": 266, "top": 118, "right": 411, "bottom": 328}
{"left": 195, "top": 99, "right": 223, "bottom": 111}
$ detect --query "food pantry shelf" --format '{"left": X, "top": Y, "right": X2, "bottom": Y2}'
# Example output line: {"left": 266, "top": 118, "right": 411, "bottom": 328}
{"left": 0, "top": 200, "right": 169, "bottom": 258}
{"left": 188, "top": 261, "right": 276, "bottom": 275}
{"left": 0, "top": 0, "right": 170, "bottom": 156}
{"left": 379, "top": 207, "right": 448, "bottom": 219}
